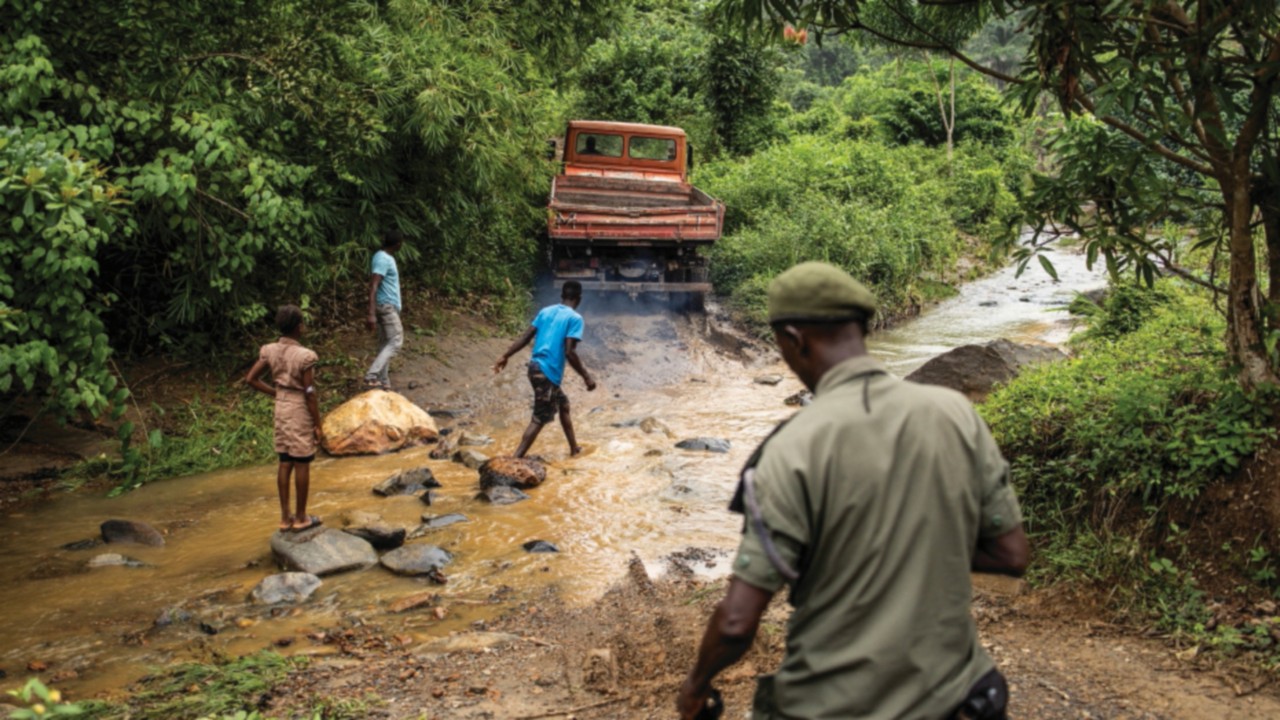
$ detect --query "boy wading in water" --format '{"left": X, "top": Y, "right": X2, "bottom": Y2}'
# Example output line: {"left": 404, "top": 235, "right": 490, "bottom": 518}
{"left": 245, "top": 305, "right": 324, "bottom": 531}
{"left": 493, "top": 281, "right": 597, "bottom": 457}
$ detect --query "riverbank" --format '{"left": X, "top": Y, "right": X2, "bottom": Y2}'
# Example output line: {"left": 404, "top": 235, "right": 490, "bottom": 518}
{"left": 39, "top": 565, "right": 1280, "bottom": 719}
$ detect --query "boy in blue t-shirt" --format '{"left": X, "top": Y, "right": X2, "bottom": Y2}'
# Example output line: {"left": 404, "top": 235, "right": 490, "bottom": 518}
{"left": 364, "top": 231, "right": 404, "bottom": 390}
{"left": 493, "top": 281, "right": 597, "bottom": 457}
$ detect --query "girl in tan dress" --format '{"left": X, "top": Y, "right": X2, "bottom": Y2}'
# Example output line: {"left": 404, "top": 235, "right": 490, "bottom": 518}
{"left": 244, "top": 305, "right": 324, "bottom": 531}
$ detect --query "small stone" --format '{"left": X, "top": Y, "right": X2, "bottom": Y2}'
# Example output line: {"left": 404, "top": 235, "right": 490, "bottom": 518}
{"left": 478, "top": 486, "right": 530, "bottom": 505}
{"left": 675, "top": 437, "right": 731, "bottom": 453}
{"left": 453, "top": 449, "right": 489, "bottom": 470}
{"left": 784, "top": 391, "right": 813, "bottom": 407}
{"left": 274, "top": 637, "right": 295, "bottom": 648}
{"left": 154, "top": 605, "right": 192, "bottom": 627}
{"left": 407, "top": 381, "right": 419, "bottom": 390}
{"left": 373, "top": 467, "right": 440, "bottom": 496}
{"left": 250, "top": 572, "right": 323, "bottom": 604}
{"left": 379, "top": 544, "right": 454, "bottom": 576}
{"left": 754, "top": 374, "right": 783, "bottom": 386}
{"left": 87, "top": 553, "right": 146, "bottom": 568}
{"left": 100, "top": 519, "right": 165, "bottom": 547}
{"left": 479, "top": 457, "right": 546, "bottom": 490}
{"left": 978, "top": 300, "right": 998, "bottom": 307}
{"left": 419, "top": 490, "right": 437, "bottom": 506}
{"left": 60, "top": 538, "right": 102, "bottom": 551}
{"left": 418, "top": 513, "right": 470, "bottom": 529}
{"left": 457, "top": 431, "right": 494, "bottom": 447}
{"left": 388, "top": 591, "right": 437, "bottom": 613}
{"left": 522, "top": 540, "right": 559, "bottom": 554}
{"left": 198, "top": 622, "right": 220, "bottom": 636}
{"left": 27, "top": 660, "right": 47, "bottom": 672}
{"left": 341, "top": 520, "right": 407, "bottom": 551}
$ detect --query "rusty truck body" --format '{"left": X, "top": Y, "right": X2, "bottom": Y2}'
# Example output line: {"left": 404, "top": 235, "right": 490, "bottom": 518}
{"left": 547, "top": 120, "right": 724, "bottom": 296}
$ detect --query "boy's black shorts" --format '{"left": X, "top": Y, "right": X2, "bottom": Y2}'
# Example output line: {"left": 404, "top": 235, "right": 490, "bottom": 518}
{"left": 278, "top": 453, "right": 315, "bottom": 463}
{"left": 528, "top": 362, "right": 569, "bottom": 424}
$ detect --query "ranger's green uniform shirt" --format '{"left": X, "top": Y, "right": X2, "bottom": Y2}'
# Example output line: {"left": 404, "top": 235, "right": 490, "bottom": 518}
{"left": 734, "top": 355, "right": 1022, "bottom": 720}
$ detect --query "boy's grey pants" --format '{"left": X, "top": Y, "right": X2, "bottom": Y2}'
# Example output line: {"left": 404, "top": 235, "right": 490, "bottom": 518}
{"left": 365, "top": 304, "right": 403, "bottom": 386}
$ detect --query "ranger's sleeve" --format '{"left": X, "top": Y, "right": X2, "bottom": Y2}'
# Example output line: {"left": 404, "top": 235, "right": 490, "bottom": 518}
{"left": 731, "top": 443, "right": 810, "bottom": 593}
{"left": 973, "top": 409, "right": 1023, "bottom": 538}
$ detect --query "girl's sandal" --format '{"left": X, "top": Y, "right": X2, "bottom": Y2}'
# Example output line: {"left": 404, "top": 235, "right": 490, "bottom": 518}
{"left": 291, "top": 515, "right": 323, "bottom": 532}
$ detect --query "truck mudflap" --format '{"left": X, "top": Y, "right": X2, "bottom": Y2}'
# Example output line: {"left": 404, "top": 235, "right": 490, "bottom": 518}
{"left": 552, "top": 280, "right": 712, "bottom": 293}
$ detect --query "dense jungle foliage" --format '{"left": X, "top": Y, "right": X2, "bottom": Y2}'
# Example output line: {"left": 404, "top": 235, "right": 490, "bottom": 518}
{"left": 1, "top": 0, "right": 624, "bottom": 427}
{"left": 984, "top": 284, "right": 1280, "bottom": 659}
{"left": 2, "top": 0, "right": 1033, "bottom": 432}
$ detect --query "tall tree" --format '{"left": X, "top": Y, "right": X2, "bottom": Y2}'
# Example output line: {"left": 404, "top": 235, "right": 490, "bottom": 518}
{"left": 714, "top": 0, "right": 1280, "bottom": 389}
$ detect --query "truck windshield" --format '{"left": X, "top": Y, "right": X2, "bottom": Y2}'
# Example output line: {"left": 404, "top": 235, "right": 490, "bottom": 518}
{"left": 575, "top": 133, "right": 623, "bottom": 158}
{"left": 629, "top": 136, "right": 677, "bottom": 161}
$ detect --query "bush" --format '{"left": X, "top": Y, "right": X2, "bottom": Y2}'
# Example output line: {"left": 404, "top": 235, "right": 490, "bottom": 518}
{"left": 983, "top": 288, "right": 1276, "bottom": 530}
{"left": 832, "top": 62, "right": 1015, "bottom": 149}
{"left": 0, "top": 125, "right": 128, "bottom": 425}
{"left": 696, "top": 134, "right": 1022, "bottom": 331}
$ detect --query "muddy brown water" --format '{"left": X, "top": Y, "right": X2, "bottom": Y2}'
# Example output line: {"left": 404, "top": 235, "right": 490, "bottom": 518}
{"left": 0, "top": 247, "right": 1104, "bottom": 697}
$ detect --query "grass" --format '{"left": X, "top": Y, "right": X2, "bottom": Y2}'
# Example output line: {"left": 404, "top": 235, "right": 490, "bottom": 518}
{"left": 77, "top": 652, "right": 304, "bottom": 720}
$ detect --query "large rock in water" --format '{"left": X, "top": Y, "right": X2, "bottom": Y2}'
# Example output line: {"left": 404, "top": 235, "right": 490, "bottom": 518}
{"left": 479, "top": 457, "right": 546, "bottom": 491}
{"left": 101, "top": 519, "right": 165, "bottom": 547}
{"left": 321, "top": 390, "right": 439, "bottom": 456}
{"left": 270, "top": 527, "right": 378, "bottom": 576}
{"left": 250, "top": 572, "right": 322, "bottom": 604}
{"left": 380, "top": 544, "right": 454, "bottom": 576}
{"left": 906, "top": 339, "right": 1068, "bottom": 402}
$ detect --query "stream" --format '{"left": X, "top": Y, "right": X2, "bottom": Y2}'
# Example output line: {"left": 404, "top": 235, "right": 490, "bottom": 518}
{"left": 0, "top": 245, "right": 1106, "bottom": 697}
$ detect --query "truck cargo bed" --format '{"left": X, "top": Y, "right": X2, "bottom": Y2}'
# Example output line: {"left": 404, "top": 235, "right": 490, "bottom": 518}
{"left": 548, "top": 175, "right": 722, "bottom": 244}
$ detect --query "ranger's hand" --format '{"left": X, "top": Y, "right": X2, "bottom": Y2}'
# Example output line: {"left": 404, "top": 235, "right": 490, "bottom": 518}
{"left": 492, "top": 357, "right": 508, "bottom": 374}
{"left": 676, "top": 678, "right": 712, "bottom": 720}
{"left": 366, "top": 313, "right": 376, "bottom": 332}
{"left": 585, "top": 376, "right": 598, "bottom": 392}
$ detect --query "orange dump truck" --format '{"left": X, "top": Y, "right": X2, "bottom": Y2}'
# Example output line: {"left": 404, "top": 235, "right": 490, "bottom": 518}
{"left": 547, "top": 121, "right": 724, "bottom": 297}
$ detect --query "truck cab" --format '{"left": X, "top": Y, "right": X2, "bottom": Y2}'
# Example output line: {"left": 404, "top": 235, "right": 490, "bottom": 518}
{"left": 547, "top": 121, "right": 724, "bottom": 297}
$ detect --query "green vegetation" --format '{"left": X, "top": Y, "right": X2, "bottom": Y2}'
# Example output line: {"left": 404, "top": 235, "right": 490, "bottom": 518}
{"left": 69, "top": 652, "right": 313, "bottom": 720}
{"left": 715, "top": 1, "right": 1280, "bottom": 388}
{"left": 983, "top": 285, "right": 1280, "bottom": 662}
{"left": 55, "top": 650, "right": 387, "bottom": 719}
{"left": 572, "top": 1, "right": 786, "bottom": 157}
{"left": 1, "top": 0, "right": 618, "bottom": 429}
{"left": 699, "top": 105, "right": 1027, "bottom": 331}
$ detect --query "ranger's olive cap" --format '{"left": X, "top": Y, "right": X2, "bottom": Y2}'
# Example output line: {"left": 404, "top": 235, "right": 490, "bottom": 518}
{"left": 767, "top": 261, "right": 878, "bottom": 323}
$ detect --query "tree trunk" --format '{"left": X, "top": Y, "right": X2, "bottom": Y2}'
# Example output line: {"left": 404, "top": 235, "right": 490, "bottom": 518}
{"left": 1259, "top": 177, "right": 1280, "bottom": 315}
{"left": 1224, "top": 164, "right": 1279, "bottom": 388}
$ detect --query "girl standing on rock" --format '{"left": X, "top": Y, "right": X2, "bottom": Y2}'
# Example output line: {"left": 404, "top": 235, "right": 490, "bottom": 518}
{"left": 244, "top": 305, "right": 324, "bottom": 531}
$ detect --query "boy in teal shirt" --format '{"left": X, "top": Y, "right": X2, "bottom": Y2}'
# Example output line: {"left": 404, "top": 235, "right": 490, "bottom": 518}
{"left": 365, "top": 231, "right": 404, "bottom": 390}
{"left": 493, "top": 281, "right": 597, "bottom": 457}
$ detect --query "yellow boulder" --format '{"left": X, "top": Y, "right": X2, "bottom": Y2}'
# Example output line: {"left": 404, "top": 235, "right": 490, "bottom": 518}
{"left": 321, "top": 391, "right": 438, "bottom": 456}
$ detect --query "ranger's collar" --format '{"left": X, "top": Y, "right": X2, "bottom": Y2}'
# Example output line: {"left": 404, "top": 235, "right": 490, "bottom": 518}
{"left": 815, "top": 355, "right": 888, "bottom": 398}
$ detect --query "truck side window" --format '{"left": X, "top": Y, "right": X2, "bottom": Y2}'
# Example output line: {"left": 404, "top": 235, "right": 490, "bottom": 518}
{"left": 630, "top": 136, "right": 677, "bottom": 161}
{"left": 576, "top": 133, "right": 623, "bottom": 158}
